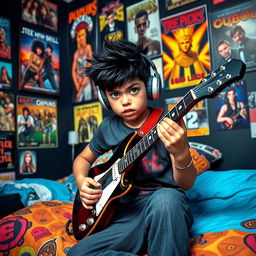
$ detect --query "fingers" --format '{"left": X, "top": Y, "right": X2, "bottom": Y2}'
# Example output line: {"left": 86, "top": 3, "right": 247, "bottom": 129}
{"left": 79, "top": 177, "right": 102, "bottom": 210}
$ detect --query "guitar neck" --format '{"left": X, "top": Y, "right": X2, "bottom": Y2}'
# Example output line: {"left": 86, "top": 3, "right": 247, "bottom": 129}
{"left": 118, "top": 90, "right": 197, "bottom": 173}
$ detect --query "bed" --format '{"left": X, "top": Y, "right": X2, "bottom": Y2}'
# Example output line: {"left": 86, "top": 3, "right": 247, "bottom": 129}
{"left": 0, "top": 144, "right": 256, "bottom": 256}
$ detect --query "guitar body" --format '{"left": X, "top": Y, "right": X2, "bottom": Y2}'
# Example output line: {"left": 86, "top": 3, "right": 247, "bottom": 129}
{"left": 222, "top": 114, "right": 242, "bottom": 130}
{"left": 72, "top": 131, "right": 144, "bottom": 240}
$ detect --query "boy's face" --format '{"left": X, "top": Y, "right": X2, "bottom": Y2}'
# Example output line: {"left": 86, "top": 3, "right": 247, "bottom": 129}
{"left": 105, "top": 78, "right": 148, "bottom": 126}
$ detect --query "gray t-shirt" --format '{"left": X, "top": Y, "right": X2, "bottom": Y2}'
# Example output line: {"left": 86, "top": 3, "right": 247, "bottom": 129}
{"left": 89, "top": 112, "right": 179, "bottom": 190}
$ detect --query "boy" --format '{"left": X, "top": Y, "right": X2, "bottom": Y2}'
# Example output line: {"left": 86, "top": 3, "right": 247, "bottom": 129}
{"left": 68, "top": 39, "right": 196, "bottom": 256}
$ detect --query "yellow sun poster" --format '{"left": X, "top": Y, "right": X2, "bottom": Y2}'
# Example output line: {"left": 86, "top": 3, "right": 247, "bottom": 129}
{"left": 161, "top": 5, "right": 211, "bottom": 90}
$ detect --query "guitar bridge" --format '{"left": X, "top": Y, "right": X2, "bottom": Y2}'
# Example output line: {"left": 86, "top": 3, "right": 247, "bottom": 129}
{"left": 112, "top": 159, "right": 120, "bottom": 180}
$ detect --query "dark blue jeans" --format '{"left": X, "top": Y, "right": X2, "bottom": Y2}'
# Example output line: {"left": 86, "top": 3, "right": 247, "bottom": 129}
{"left": 68, "top": 188, "right": 192, "bottom": 256}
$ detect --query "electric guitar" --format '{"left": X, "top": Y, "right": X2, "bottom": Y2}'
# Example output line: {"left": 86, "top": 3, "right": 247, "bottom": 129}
{"left": 72, "top": 59, "right": 246, "bottom": 240}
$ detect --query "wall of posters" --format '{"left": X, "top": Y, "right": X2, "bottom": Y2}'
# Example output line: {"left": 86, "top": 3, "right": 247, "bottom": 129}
{"left": 126, "top": 0, "right": 162, "bottom": 58}
{"left": 209, "top": 1, "right": 256, "bottom": 71}
{"left": 21, "top": 0, "right": 58, "bottom": 32}
{"left": 165, "top": 0, "right": 199, "bottom": 11}
{"left": 19, "top": 25, "right": 60, "bottom": 95}
{"left": 98, "top": 0, "right": 125, "bottom": 49}
{"left": 0, "top": 91, "right": 15, "bottom": 132}
{"left": 214, "top": 81, "right": 250, "bottom": 131}
{"left": 0, "top": 17, "right": 11, "bottom": 60}
{"left": 161, "top": 5, "right": 211, "bottom": 90}
{"left": 74, "top": 102, "right": 103, "bottom": 143}
{"left": 0, "top": 61, "right": 12, "bottom": 89}
{"left": 0, "top": 133, "right": 15, "bottom": 170}
{"left": 17, "top": 95, "right": 58, "bottom": 148}
{"left": 68, "top": 0, "right": 98, "bottom": 103}
{"left": 165, "top": 97, "right": 210, "bottom": 137}
{"left": 19, "top": 150, "right": 37, "bottom": 175}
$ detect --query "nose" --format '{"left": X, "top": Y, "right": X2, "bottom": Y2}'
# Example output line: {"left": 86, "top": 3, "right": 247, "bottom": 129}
{"left": 121, "top": 94, "right": 130, "bottom": 106}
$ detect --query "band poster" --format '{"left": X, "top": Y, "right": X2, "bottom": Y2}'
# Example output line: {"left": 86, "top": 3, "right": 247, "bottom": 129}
{"left": 0, "top": 133, "right": 15, "bottom": 170}
{"left": 17, "top": 95, "right": 58, "bottom": 148}
{"left": 248, "top": 91, "right": 256, "bottom": 138}
{"left": 21, "top": 0, "right": 58, "bottom": 32}
{"left": 126, "top": 0, "right": 162, "bottom": 58}
{"left": 74, "top": 102, "right": 102, "bottom": 143}
{"left": 98, "top": 0, "right": 125, "bottom": 49}
{"left": 161, "top": 5, "right": 211, "bottom": 90}
{"left": 19, "top": 150, "right": 37, "bottom": 175}
{"left": 0, "top": 17, "right": 11, "bottom": 60}
{"left": 165, "top": 97, "right": 210, "bottom": 137}
{"left": 214, "top": 81, "right": 250, "bottom": 131}
{"left": 209, "top": 1, "right": 256, "bottom": 72}
{"left": 165, "top": 0, "right": 199, "bottom": 11}
{"left": 0, "top": 61, "right": 12, "bottom": 89}
{"left": 0, "top": 91, "right": 15, "bottom": 132}
{"left": 68, "top": 0, "right": 98, "bottom": 103}
{"left": 19, "top": 26, "right": 60, "bottom": 95}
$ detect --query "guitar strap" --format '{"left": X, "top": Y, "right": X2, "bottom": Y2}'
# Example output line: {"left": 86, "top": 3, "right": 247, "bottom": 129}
{"left": 138, "top": 107, "right": 164, "bottom": 137}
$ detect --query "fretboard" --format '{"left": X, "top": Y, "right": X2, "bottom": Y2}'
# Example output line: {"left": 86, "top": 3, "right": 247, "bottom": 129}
{"left": 118, "top": 89, "right": 196, "bottom": 173}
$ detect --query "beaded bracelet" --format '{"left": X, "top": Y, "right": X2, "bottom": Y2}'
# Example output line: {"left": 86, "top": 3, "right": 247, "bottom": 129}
{"left": 174, "top": 158, "right": 193, "bottom": 170}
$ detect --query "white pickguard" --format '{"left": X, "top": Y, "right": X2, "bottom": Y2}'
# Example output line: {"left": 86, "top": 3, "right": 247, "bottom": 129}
{"left": 94, "top": 159, "right": 121, "bottom": 216}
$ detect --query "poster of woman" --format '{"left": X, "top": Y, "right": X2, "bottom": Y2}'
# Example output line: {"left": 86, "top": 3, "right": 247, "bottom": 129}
{"left": 19, "top": 150, "right": 37, "bottom": 175}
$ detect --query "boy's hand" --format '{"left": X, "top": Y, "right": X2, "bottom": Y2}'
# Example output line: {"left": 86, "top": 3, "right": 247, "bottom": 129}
{"left": 157, "top": 118, "right": 189, "bottom": 158}
{"left": 78, "top": 177, "right": 102, "bottom": 210}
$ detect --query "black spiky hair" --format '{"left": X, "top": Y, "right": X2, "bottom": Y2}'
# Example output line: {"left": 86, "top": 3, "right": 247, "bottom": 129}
{"left": 85, "top": 39, "right": 151, "bottom": 91}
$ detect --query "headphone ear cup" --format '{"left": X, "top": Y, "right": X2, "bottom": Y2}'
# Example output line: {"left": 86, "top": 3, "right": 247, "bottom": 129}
{"left": 96, "top": 87, "right": 111, "bottom": 109}
{"left": 146, "top": 74, "right": 161, "bottom": 100}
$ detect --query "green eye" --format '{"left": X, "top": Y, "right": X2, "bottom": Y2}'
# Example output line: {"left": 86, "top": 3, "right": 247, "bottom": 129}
{"left": 110, "top": 92, "right": 119, "bottom": 98}
{"left": 130, "top": 88, "right": 139, "bottom": 94}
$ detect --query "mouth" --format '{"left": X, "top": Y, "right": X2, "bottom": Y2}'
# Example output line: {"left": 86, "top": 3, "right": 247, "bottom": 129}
{"left": 122, "top": 109, "right": 135, "bottom": 117}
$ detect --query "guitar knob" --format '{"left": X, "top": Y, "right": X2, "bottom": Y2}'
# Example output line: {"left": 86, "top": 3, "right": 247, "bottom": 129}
{"left": 220, "top": 65, "right": 225, "bottom": 70}
{"left": 226, "top": 74, "right": 231, "bottom": 79}
{"left": 79, "top": 224, "right": 87, "bottom": 231}
{"left": 86, "top": 218, "right": 95, "bottom": 225}
{"left": 91, "top": 209, "right": 96, "bottom": 215}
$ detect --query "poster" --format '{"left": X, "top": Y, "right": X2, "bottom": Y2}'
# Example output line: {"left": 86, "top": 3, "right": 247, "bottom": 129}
{"left": 68, "top": 0, "right": 98, "bottom": 103}
{"left": 165, "top": 0, "right": 199, "bottom": 11}
{"left": 209, "top": 1, "right": 256, "bottom": 71}
{"left": 0, "top": 17, "right": 11, "bottom": 60}
{"left": 21, "top": 0, "right": 58, "bottom": 31}
{"left": 17, "top": 95, "right": 58, "bottom": 148}
{"left": 248, "top": 91, "right": 256, "bottom": 138}
{"left": 0, "top": 172, "right": 15, "bottom": 182}
{"left": 98, "top": 0, "right": 125, "bottom": 49}
{"left": 212, "top": 0, "right": 229, "bottom": 5}
{"left": 214, "top": 81, "right": 250, "bottom": 131}
{"left": 126, "top": 0, "right": 162, "bottom": 58}
{"left": 161, "top": 5, "right": 210, "bottom": 90}
{"left": 0, "top": 61, "right": 12, "bottom": 89}
{"left": 19, "top": 150, "right": 37, "bottom": 175}
{"left": 165, "top": 97, "right": 210, "bottom": 137}
{"left": 74, "top": 102, "right": 103, "bottom": 143}
{"left": 0, "top": 133, "right": 15, "bottom": 170}
{"left": 19, "top": 25, "right": 60, "bottom": 95}
{"left": 0, "top": 91, "right": 15, "bottom": 132}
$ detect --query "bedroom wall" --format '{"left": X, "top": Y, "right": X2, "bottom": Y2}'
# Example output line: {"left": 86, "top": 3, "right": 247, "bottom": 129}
{"left": 0, "top": 0, "right": 255, "bottom": 183}
{"left": 0, "top": 0, "right": 74, "bottom": 180}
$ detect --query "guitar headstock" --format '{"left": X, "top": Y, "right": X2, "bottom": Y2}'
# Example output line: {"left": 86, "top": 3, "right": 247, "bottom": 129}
{"left": 194, "top": 59, "right": 246, "bottom": 100}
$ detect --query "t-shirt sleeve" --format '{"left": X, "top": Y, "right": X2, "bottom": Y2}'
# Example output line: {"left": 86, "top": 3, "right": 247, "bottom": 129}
{"left": 89, "top": 117, "right": 111, "bottom": 155}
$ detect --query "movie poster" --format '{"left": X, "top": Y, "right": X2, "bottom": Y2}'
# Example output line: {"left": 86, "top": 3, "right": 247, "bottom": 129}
{"left": 74, "top": 102, "right": 103, "bottom": 143}
{"left": 19, "top": 150, "right": 37, "bottom": 175}
{"left": 165, "top": 0, "right": 199, "bottom": 11}
{"left": 248, "top": 90, "right": 256, "bottom": 138}
{"left": 161, "top": 5, "right": 211, "bottom": 90}
{"left": 0, "top": 91, "right": 15, "bottom": 132}
{"left": 0, "top": 61, "right": 12, "bottom": 89}
{"left": 68, "top": 0, "right": 98, "bottom": 103}
{"left": 209, "top": 1, "right": 256, "bottom": 72}
{"left": 98, "top": 0, "right": 125, "bottom": 49}
{"left": 17, "top": 95, "right": 58, "bottom": 148}
{"left": 212, "top": 0, "right": 229, "bottom": 5}
{"left": 19, "top": 26, "right": 60, "bottom": 95}
{"left": 165, "top": 97, "right": 210, "bottom": 137}
{"left": 126, "top": 0, "right": 162, "bottom": 58}
{"left": 0, "top": 17, "right": 11, "bottom": 60}
{"left": 0, "top": 133, "right": 15, "bottom": 170}
{"left": 21, "top": 0, "right": 58, "bottom": 31}
{"left": 215, "top": 81, "right": 250, "bottom": 131}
